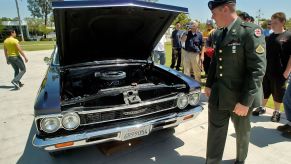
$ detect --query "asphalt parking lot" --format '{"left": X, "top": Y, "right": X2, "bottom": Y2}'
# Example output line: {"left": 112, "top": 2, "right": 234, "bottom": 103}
{"left": 0, "top": 50, "right": 291, "bottom": 164}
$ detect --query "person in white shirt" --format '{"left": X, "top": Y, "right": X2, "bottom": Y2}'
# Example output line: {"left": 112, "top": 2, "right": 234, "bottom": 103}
{"left": 153, "top": 35, "right": 166, "bottom": 65}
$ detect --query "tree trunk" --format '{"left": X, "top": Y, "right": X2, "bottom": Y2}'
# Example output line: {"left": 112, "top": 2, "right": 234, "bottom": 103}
{"left": 44, "top": 1, "right": 48, "bottom": 39}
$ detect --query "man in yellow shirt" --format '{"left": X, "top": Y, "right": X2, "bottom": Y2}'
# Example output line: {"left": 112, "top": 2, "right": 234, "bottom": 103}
{"left": 4, "top": 29, "right": 28, "bottom": 89}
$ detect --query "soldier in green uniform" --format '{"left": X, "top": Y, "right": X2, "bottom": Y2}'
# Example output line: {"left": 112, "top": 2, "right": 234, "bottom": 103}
{"left": 205, "top": 0, "right": 267, "bottom": 164}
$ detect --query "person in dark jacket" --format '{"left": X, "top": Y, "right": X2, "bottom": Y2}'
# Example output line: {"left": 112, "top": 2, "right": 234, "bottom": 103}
{"left": 205, "top": 0, "right": 266, "bottom": 163}
{"left": 170, "top": 22, "right": 183, "bottom": 71}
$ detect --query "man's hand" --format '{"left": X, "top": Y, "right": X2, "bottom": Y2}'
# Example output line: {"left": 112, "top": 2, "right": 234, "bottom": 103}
{"left": 233, "top": 103, "right": 249, "bottom": 117}
{"left": 205, "top": 87, "right": 211, "bottom": 97}
{"left": 283, "top": 70, "right": 290, "bottom": 79}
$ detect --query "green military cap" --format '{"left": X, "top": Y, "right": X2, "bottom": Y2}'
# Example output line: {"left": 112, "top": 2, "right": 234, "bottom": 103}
{"left": 208, "top": 0, "right": 236, "bottom": 10}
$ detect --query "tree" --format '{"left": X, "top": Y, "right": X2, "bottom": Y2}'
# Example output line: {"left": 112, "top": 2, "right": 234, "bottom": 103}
{"left": 172, "top": 13, "right": 191, "bottom": 30}
{"left": 25, "top": 17, "right": 43, "bottom": 36}
{"left": 260, "top": 20, "right": 269, "bottom": 29}
{"left": 27, "top": 0, "right": 52, "bottom": 38}
{"left": 0, "top": 19, "right": 4, "bottom": 33}
{"left": 25, "top": 17, "right": 54, "bottom": 38}
{"left": 0, "top": 17, "right": 13, "bottom": 21}
{"left": 286, "top": 18, "right": 291, "bottom": 31}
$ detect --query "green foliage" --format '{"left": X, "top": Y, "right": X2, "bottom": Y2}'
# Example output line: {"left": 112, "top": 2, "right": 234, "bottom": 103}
{"left": 25, "top": 17, "right": 43, "bottom": 34}
{"left": 39, "top": 25, "right": 53, "bottom": 35}
{"left": 27, "top": 0, "right": 52, "bottom": 19}
{"left": 0, "top": 17, "right": 13, "bottom": 21}
{"left": 286, "top": 18, "right": 291, "bottom": 30}
{"left": 173, "top": 13, "right": 191, "bottom": 30}
{"left": 27, "top": 0, "right": 53, "bottom": 38}
{"left": 260, "top": 20, "right": 269, "bottom": 29}
{"left": 0, "top": 20, "right": 4, "bottom": 33}
{"left": 25, "top": 17, "right": 53, "bottom": 37}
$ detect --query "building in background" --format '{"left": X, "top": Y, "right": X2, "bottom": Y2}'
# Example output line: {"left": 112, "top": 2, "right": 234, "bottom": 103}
{"left": 0, "top": 20, "right": 30, "bottom": 41}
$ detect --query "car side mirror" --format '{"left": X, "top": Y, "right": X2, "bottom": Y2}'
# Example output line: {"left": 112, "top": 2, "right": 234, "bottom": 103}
{"left": 44, "top": 57, "right": 51, "bottom": 65}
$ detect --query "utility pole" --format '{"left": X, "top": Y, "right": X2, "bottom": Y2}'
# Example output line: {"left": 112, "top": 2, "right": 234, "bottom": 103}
{"left": 256, "top": 9, "right": 263, "bottom": 26}
{"left": 15, "top": 0, "right": 24, "bottom": 41}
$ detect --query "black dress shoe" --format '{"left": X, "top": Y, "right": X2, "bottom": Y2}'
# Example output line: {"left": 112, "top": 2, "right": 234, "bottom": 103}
{"left": 252, "top": 107, "right": 266, "bottom": 116}
{"left": 277, "top": 124, "right": 291, "bottom": 132}
{"left": 18, "top": 81, "right": 24, "bottom": 87}
{"left": 282, "top": 131, "right": 291, "bottom": 139}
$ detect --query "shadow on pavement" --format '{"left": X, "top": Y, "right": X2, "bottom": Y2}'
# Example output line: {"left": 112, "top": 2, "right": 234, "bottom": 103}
{"left": 0, "top": 85, "right": 15, "bottom": 89}
{"left": 17, "top": 123, "right": 207, "bottom": 164}
{"left": 230, "top": 125, "right": 289, "bottom": 148}
{"left": 250, "top": 115, "right": 272, "bottom": 123}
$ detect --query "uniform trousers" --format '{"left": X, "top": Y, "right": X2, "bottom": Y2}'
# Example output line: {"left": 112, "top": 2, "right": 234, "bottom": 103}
{"left": 206, "top": 105, "right": 251, "bottom": 164}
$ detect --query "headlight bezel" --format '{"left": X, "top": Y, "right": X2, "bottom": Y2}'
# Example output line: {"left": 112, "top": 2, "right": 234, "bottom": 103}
{"left": 188, "top": 92, "right": 200, "bottom": 106}
{"left": 177, "top": 93, "right": 189, "bottom": 109}
{"left": 61, "top": 112, "right": 81, "bottom": 130}
{"left": 40, "top": 117, "right": 61, "bottom": 133}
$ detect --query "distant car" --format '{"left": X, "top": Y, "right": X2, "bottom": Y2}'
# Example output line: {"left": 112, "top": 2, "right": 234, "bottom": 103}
{"left": 32, "top": 0, "right": 203, "bottom": 156}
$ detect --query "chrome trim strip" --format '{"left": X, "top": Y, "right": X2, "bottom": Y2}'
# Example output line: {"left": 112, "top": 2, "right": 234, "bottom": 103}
{"left": 35, "top": 94, "right": 177, "bottom": 120}
{"left": 77, "top": 95, "right": 178, "bottom": 114}
{"left": 80, "top": 106, "right": 177, "bottom": 126}
{"left": 32, "top": 106, "right": 202, "bottom": 151}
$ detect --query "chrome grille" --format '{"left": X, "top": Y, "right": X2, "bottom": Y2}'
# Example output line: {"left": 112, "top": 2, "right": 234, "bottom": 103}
{"left": 80, "top": 99, "right": 177, "bottom": 125}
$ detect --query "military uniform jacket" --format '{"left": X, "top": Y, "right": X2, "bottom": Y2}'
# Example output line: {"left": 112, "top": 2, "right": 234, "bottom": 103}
{"left": 206, "top": 18, "right": 267, "bottom": 110}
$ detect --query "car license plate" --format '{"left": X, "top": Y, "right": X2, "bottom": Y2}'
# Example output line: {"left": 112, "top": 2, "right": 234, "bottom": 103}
{"left": 120, "top": 125, "right": 151, "bottom": 141}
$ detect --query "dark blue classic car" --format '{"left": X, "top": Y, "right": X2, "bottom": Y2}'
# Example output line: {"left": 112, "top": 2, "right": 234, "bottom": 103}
{"left": 32, "top": 0, "right": 203, "bottom": 155}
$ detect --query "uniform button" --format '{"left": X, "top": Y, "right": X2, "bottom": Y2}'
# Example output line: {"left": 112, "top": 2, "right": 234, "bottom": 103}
{"left": 219, "top": 50, "right": 223, "bottom": 53}
{"left": 220, "top": 74, "right": 223, "bottom": 77}
{"left": 219, "top": 66, "right": 223, "bottom": 69}
{"left": 219, "top": 58, "right": 222, "bottom": 61}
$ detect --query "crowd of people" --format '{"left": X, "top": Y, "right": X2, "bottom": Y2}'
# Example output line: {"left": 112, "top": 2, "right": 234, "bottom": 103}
{"left": 152, "top": 0, "right": 291, "bottom": 163}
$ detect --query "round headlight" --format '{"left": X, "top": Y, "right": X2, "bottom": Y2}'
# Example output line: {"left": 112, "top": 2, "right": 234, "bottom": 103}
{"left": 62, "top": 112, "right": 80, "bottom": 130}
{"left": 189, "top": 93, "right": 200, "bottom": 106}
{"left": 177, "top": 93, "right": 189, "bottom": 109}
{"left": 40, "top": 117, "right": 61, "bottom": 133}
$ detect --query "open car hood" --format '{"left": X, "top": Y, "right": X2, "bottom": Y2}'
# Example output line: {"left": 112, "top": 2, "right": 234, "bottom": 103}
{"left": 52, "top": 0, "right": 188, "bottom": 66}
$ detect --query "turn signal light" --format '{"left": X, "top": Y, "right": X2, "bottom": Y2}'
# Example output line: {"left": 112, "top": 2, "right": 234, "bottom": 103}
{"left": 55, "top": 142, "right": 74, "bottom": 148}
{"left": 183, "top": 115, "right": 194, "bottom": 120}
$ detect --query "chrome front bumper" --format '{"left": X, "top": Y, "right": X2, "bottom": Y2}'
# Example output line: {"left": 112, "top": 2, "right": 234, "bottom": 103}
{"left": 32, "top": 106, "right": 203, "bottom": 151}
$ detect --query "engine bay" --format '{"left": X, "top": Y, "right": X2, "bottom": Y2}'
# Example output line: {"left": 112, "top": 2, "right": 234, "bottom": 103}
{"left": 61, "top": 63, "right": 187, "bottom": 108}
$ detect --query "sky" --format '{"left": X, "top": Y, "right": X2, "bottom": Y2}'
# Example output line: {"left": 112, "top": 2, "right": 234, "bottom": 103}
{"left": 0, "top": 0, "right": 291, "bottom": 23}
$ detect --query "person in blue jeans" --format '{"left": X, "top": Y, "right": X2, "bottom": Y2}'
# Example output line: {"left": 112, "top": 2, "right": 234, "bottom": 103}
{"left": 278, "top": 75, "right": 291, "bottom": 138}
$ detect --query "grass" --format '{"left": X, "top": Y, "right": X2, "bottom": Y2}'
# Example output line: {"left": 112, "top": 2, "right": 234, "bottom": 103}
{"left": 164, "top": 42, "right": 283, "bottom": 111}
{"left": 0, "top": 41, "right": 55, "bottom": 51}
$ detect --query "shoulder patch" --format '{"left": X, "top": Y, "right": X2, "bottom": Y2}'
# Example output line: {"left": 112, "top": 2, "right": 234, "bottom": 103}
{"left": 254, "top": 28, "right": 262, "bottom": 37}
{"left": 256, "top": 45, "right": 265, "bottom": 54}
